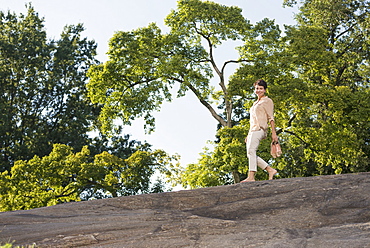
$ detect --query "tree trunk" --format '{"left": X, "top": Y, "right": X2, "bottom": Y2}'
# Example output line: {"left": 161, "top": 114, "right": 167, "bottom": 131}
{"left": 232, "top": 170, "right": 240, "bottom": 183}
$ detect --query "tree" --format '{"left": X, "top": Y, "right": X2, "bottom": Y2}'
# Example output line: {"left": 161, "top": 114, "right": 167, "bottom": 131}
{"left": 0, "top": 5, "right": 179, "bottom": 207}
{"left": 184, "top": 0, "right": 370, "bottom": 187}
{"left": 0, "top": 5, "right": 99, "bottom": 171}
{"left": 88, "top": 133, "right": 153, "bottom": 159}
{"left": 221, "top": 0, "right": 370, "bottom": 180}
{"left": 270, "top": 0, "right": 370, "bottom": 176}
{"left": 0, "top": 143, "right": 178, "bottom": 211}
{"left": 87, "top": 0, "right": 253, "bottom": 182}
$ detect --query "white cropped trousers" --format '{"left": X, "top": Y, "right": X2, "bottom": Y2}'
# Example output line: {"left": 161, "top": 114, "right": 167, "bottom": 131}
{"left": 246, "top": 129, "right": 269, "bottom": 172}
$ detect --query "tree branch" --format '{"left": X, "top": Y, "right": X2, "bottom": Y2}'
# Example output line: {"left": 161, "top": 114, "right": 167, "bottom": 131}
{"left": 277, "top": 113, "right": 296, "bottom": 135}
{"left": 334, "top": 22, "right": 357, "bottom": 41}
{"left": 120, "top": 75, "right": 157, "bottom": 94}
{"left": 194, "top": 29, "right": 235, "bottom": 127}
{"left": 171, "top": 77, "right": 227, "bottom": 127}
{"left": 187, "top": 82, "right": 228, "bottom": 127}
{"left": 283, "top": 130, "right": 307, "bottom": 145}
{"left": 221, "top": 59, "right": 253, "bottom": 75}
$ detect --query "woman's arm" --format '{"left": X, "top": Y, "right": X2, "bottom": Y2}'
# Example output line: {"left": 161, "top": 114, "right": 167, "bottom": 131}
{"left": 270, "top": 120, "right": 278, "bottom": 142}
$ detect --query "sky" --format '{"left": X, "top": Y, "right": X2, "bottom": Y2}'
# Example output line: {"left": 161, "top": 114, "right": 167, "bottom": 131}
{"left": 0, "top": 0, "right": 298, "bottom": 168}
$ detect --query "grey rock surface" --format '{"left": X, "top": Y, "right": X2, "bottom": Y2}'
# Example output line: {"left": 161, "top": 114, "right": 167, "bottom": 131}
{"left": 1, "top": 173, "right": 370, "bottom": 248}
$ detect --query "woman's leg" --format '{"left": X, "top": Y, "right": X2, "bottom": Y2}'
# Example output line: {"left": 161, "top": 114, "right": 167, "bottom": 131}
{"left": 265, "top": 166, "right": 278, "bottom": 180}
{"left": 243, "top": 130, "right": 265, "bottom": 181}
{"left": 256, "top": 154, "right": 278, "bottom": 180}
{"left": 242, "top": 130, "right": 278, "bottom": 182}
{"left": 246, "top": 131, "right": 260, "bottom": 172}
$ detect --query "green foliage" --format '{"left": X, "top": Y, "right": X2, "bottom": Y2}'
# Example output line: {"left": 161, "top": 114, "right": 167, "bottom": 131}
{"left": 86, "top": 0, "right": 254, "bottom": 184}
{"left": 0, "top": 5, "right": 180, "bottom": 212}
{"left": 242, "top": 0, "right": 370, "bottom": 178}
{"left": 87, "top": 23, "right": 176, "bottom": 133}
{"left": 0, "top": 5, "right": 100, "bottom": 171}
{"left": 165, "top": 0, "right": 250, "bottom": 44}
{"left": 0, "top": 244, "right": 15, "bottom": 248}
{"left": 277, "top": 0, "right": 370, "bottom": 175}
{"left": 88, "top": 0, "right": 369, "bottom": 187}
{"left": 0, "top": 243, "right": 34, "bottom": 248}
{"left": 175, "top": 126, "right": 249, "bottom": 188}
{"left": 88, "top": 134, "right": 152, "bottom": 159}
{"left": 87, "top": 0, "right": 251, "bottom": 134}
{"left": 0, "top": 144, "right": 178, "bottom": 211}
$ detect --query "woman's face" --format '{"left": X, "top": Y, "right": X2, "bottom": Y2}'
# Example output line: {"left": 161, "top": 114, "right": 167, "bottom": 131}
{"left": 254, "top": 84, "right": 266, "bottom": 98}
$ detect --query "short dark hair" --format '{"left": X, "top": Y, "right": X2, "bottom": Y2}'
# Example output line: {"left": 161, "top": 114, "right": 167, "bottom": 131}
{"left": 254, "top": 79, "right": 268, "bottom": 89}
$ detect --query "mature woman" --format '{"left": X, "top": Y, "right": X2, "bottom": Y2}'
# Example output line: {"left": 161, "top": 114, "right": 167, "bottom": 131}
{"left": 241, "top": 79, "right": 278, "bottom": 182}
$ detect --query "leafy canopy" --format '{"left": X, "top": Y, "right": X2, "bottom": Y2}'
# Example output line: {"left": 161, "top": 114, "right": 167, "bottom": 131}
{"left": 0, "top": 5, "right": 181, "bottom": 211}
{"left": 0, "top": 144, "right": 179, "bottom": 211}
{"left": 87, "top": 0, "right": 251, "bottom": 134}
{"left": 0, "top": 5, "right": 99, "bottom": 171}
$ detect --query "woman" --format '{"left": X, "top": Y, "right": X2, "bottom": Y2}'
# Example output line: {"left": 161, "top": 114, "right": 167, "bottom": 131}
{"left": 241, "top": 79, "right": 278, "bottom": 182}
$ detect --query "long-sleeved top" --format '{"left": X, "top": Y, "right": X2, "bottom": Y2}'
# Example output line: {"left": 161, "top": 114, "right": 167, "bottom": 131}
{"left": 249, "top": 96, "right": 274, "bottom": 132}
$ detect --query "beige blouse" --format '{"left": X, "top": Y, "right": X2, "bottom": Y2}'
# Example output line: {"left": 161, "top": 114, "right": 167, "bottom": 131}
{"left": 249, "top": 96, "right": 274, "bottom": 132}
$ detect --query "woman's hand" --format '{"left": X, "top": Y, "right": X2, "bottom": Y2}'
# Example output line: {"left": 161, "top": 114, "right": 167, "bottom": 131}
{"left": 272, "top": 133, "right": 278, "bottom": 143}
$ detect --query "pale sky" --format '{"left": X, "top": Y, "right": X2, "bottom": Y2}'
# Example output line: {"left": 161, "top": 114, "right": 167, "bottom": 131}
{"left": 0, "top": 0, "right": 298, "bottom": 168}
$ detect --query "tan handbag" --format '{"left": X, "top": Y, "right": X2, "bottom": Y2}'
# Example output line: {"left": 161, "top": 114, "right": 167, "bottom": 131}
{"left": 270, "top": 141, "right": 282, "bottom": 158}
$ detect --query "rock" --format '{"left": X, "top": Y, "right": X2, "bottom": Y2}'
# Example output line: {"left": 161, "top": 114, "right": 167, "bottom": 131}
{"left": 1, "top": 172, "right": 370, "bottom": 248}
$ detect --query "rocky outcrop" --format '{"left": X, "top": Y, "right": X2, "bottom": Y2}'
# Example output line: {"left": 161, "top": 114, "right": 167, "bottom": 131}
{"left": 1, "top": 172, "right": 370, "bottom": 248}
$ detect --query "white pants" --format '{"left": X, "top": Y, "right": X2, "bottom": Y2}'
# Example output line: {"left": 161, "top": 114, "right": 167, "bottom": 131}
{"left": 246, "top": 130, "right": 268, "bottom": 172}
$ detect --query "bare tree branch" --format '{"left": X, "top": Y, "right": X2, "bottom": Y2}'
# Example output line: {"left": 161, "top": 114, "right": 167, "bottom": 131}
{"left": 221, "top": 59, "right": 253, "bottom": 75}
{"left": 171, "top": 77, "right": 227, "bottom": 127}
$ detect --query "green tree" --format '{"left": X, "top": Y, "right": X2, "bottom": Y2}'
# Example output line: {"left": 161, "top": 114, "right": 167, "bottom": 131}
{"left": 87, "top": 0, "right": 254, "bottom": 182}
{"left": 0, "top": 5, "right": 99, "bottom": 171}
{"left": 196, "top": 0, "right": 370, "bottom": 184}
{"left": 0, "top": 143, "right": 178, "bottom": 211}
{"left": 89, "top": 133, "right": 152, "bottom": 159}
{"left": 271, "top": 0, "right": 370, "bottom": 176}
{"left": 223, "top": 0, "right": 370, "bottom": 180}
